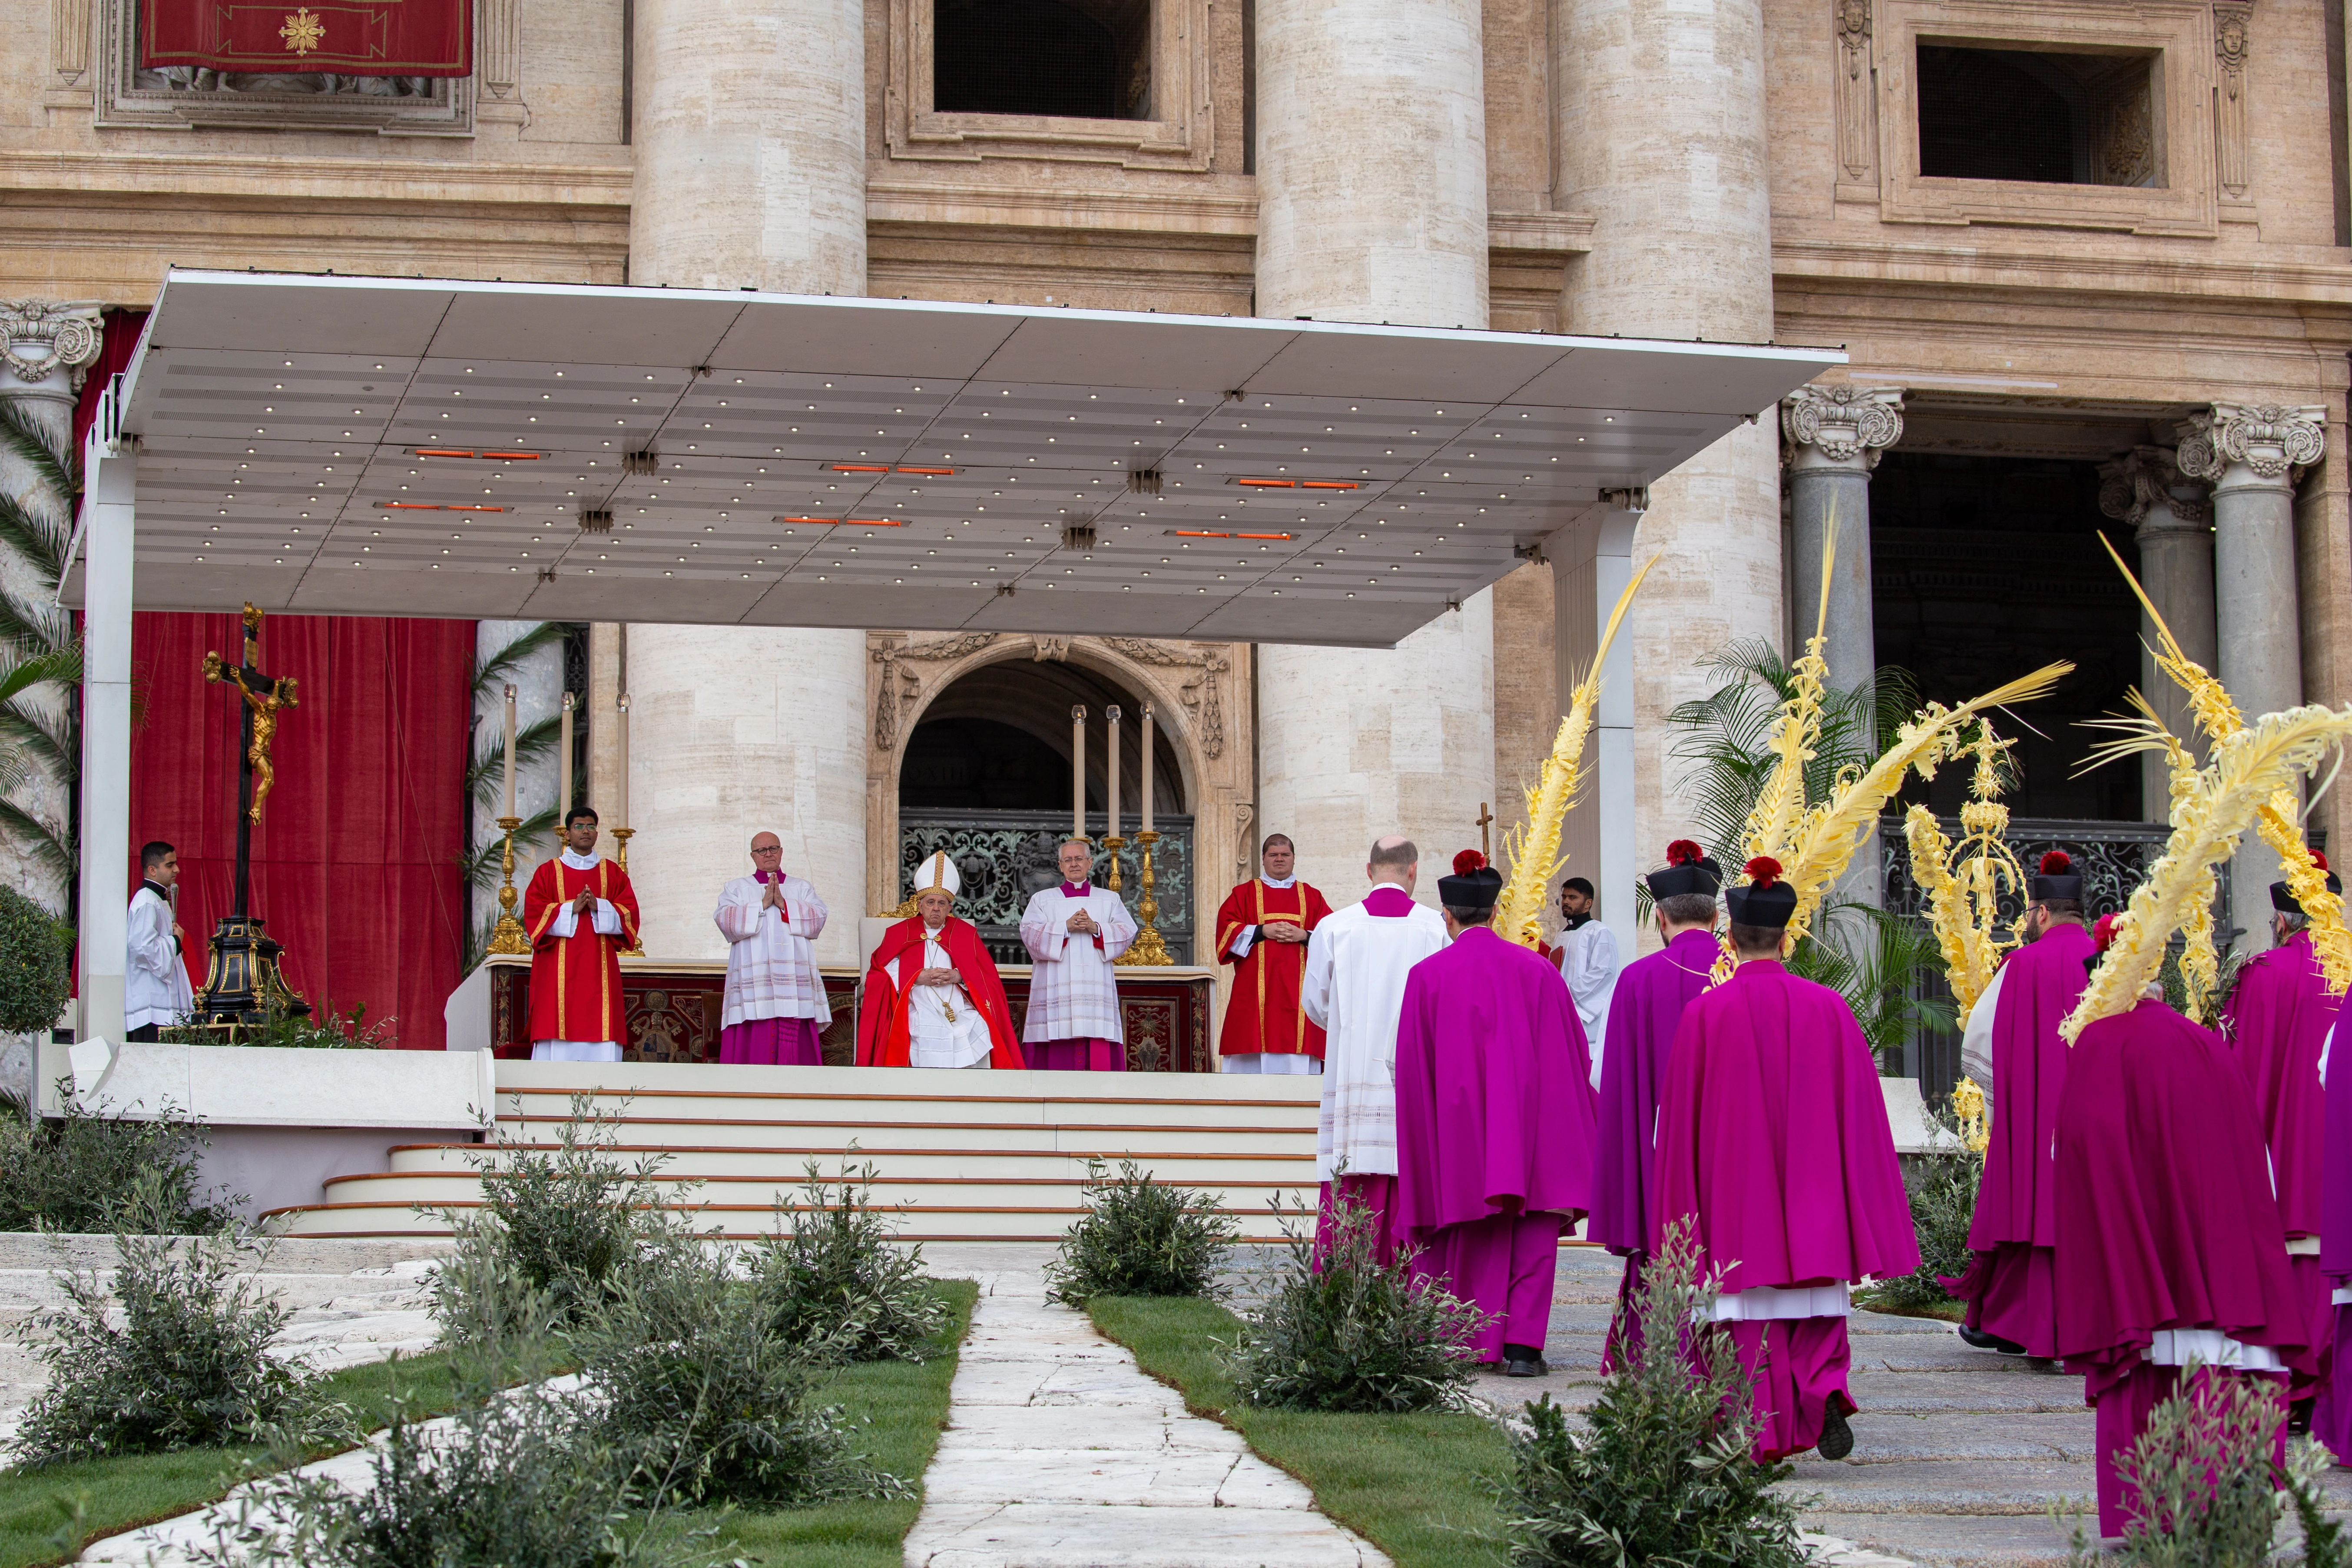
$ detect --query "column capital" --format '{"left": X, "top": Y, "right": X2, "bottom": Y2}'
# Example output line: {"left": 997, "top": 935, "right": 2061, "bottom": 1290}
{"left": 0, "top": 298, "right": 104, "bottom": 391}
{"left": 2175, "top": 402, "right": 2328, "bottom": 490}
{"left": 1780, "top": 385, "right": 1905, "bottom": 473}
{"left": 2098, "top": 444, "right": 2210, "bottom": 534}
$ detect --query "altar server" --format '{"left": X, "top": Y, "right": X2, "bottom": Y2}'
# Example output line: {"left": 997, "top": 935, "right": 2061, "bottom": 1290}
{"left": 712, "top": 832, "right": 832, "bottom": 1066}
{"left": 2220, "top": 857, "right": 2344, "bottom": 1416}
{"left": 1653, "top": 857, "right": 1918, "bottom": 1462}
{"left": 126, "top": 839, "right": 192, "bottom": 1041}
{"left": 1395, "top": 852, "right": 1597, "bottom": 1375}
{"left": 1948, "top": 851, "right": 2095, "bottom": 1359}
{"left": 1300, "top": 837, "right": 1451, "bottom": 1259}
{"left": 1590, "top": 840, "right": 1721, "bottom": 1360}
{"left": 858, "top": 852, "right": 1023, "bottom": 1071}
{"left": 1554, "top": 877, "right": 1620, "bottom": 1085}
{"left": 1215, "top": 833, "right": 1334, "bottom": 1074}
{"left": 523, "top": 808, "right": 641, "bottom": 1062}
{"left": 1017, "top": 838, "right": 1137, "bottom": 1071}
{"left": 2057, "top": 916, "right": 2311, "bottom": 1538}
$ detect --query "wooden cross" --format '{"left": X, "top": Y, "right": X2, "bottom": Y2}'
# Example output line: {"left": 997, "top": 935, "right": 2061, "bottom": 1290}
{"left": 1476, "top": 801, "right": 1494, "bottom": 860}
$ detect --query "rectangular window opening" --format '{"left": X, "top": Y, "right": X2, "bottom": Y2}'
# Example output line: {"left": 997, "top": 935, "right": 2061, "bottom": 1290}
{"left": 1916, "top": 43, "right": 2163, "bottom": 188}
{"left": 934, "top": 0, "right": 1154, "bottom": 119}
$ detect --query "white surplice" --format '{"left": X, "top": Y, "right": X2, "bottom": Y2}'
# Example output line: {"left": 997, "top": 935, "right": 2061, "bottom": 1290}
{"left": 126, "top": 882, "right": 192, "bottom": 1032}
{"left": 1300, "top": 888, "right": 1449, "bottom": 1180}
{"left": 1554, "top": 918, "right": 1621, "bottom": 1088}
{"left": 882, "top": 927, "right": 995, "bottom": 1069}
{"left": 713, "top": 873, "right": 831, "bottom": 1028}
{"left": 1957, "top": 961, "right": 2009, "bottom": 1120}
{"left": 1018, "top": 884, "right": 1136, "bottom": 1041}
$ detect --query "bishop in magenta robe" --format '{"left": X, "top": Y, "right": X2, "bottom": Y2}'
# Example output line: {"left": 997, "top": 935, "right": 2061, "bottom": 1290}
{"left": 1395, "top": 853, "right": 1597, "bottom": 1375}
{"left": 2221, "top": 861, "right": 2344, "bottom": 1416}
{"left": 1652, "top": 859, "right": 1918, "bottom": 1461}
{"left": 1590, "top": 840, "right": 1723, "bottom": 1366}
{"left": 2056, "top": 991, "right": 2311, "bottom": 1538}
{"left": 1948, "top": 851, "right": 2095, "bottom": 1359}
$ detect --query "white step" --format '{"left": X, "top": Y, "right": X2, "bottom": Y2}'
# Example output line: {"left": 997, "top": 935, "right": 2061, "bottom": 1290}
{"left": 381, "top": 1143, "right": 1312, "bottom": 1182}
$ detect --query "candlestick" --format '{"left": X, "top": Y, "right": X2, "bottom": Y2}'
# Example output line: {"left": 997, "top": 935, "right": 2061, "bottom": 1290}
{"left": 616, "top": 691, "right": 632, "bottom": 831}
{"left": 1106, "top": 704, "right": 1122, "bottom": 842}
{"left": 610, "top": 825, "right": 643, "bottom": 955}
{"left": 1140, "top": 702, "right": 1155, "bottom": 833}
{"left": 1125, "top": 828, "right": 1175, "bottom": 966}
{"left": 558, "top": 692, "right": 575, "bottom": 826}
{"left": 501, "top": 683, "right": 518, "bottom": 819}
{"left": 485, "top": 814, "right": 530, "bottom": 955}
{"left": 1070, "top": 704, "right": 1087, "bottom": 840}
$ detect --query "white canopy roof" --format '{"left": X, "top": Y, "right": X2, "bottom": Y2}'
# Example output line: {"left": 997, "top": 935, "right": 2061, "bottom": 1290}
{"left": 83, "top": 270, "right": 1841, "bottom": 648}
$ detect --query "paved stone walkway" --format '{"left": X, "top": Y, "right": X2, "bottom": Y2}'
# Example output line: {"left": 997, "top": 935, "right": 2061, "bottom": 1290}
{"left": 908, "top": 1245, "right": 1390, "bottom": 1568}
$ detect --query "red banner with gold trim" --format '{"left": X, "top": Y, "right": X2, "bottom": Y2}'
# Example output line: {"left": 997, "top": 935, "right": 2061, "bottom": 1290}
{"left": 141, "top": 1, "right": 471, "bottom": 77}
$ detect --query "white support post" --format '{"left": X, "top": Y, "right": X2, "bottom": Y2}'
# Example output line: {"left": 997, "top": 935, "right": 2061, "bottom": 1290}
{"left": 1554, "top": 502, "right": 1642, "bottom": 957}
{"left": 76, "top": 410, "right": 134, "bottom": 1049}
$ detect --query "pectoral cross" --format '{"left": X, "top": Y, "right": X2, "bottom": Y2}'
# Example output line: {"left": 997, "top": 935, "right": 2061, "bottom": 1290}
{"left": 202, "top": 603, "right": 299, "bottom": 921}
{"left": 1476, "top": 801, "right": 1494, "bottom": 860}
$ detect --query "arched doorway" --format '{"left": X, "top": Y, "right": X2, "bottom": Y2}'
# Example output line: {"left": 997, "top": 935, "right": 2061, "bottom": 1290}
{"left": 895, "top": 658, "right": 1194, "bottom": 963}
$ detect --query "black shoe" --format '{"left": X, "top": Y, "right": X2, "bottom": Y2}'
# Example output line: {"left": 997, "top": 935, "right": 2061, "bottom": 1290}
{"left": 2292, "top": 1399, "right": 2316, "bottom": 1437}
{"left": 1817, "top": 1401, "right": 1854, "bottom": 1461}
{"left": 1955, "top": 1323, "right": 2027, "bottom": 1355}
{"left": 1501, "top": 1342, "right": 1549, "bottom": 1377}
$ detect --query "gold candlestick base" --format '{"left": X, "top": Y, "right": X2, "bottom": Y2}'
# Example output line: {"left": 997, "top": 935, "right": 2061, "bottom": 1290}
{"left": 485, "top": 814, "right": 532, "bottom": 955}
{"left": 1124, "top": 828, "right": 1176, "bottom": 966}
{"left": 610, "top": 826, "right": 644, "bottom": 955}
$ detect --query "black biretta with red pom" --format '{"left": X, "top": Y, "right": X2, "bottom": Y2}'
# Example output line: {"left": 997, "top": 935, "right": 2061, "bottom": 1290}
{"left": 1438, "top": 848, "right": 1504, "bottom": 910}
{"left": 1724, "top": 856, "right": 1797, "bottom": 929}
{"left": 2031, "top": 849, "right": 2083, "bottom": 905}
{"left": 2271, "top": 849, "right": 2343, "bottom": 912}
{"left": 1645, "top": 838, "right": 1723, "bottom": 901}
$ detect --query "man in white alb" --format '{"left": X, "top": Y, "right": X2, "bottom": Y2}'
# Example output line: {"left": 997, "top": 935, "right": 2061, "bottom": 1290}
{"left": 712, "top": 831, "right": 831, "bottom": 1065}
{"left": 1556, "top": 876, "right": 1621, "bottom": 1088}
{"left": 1301, "top": 835, "right": 1451, "bottom": 1260}
{"left": 126, "top": 839, "right": 193, "bottom": 1041}
{"left": 1017, "top": 838, "right": 1138, "bottom": 1071}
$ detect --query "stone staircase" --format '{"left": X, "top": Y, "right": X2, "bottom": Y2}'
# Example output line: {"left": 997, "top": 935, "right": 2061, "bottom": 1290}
{"left": 262, "top": 1061, "right": 1324, "bottom": 1242}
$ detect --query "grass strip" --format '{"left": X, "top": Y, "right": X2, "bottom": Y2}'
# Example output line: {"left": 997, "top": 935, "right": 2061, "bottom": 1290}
{"left": 1089, "top": 1295, "right": 1511, "bottom": 1568}
{"left": 712, "top": 1278, "right": 977, "bottom": 1568}
{"left": 0, "top": 1349, "right": 459, "bottom": 1568}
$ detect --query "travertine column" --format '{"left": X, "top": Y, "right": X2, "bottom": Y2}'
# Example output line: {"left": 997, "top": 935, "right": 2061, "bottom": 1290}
{"left": 1781, "top": 385, "right": 1903, "bottom": 911}
{"left": 1555, "top": 0, "right": 1780, "bottom": 934}
{"left": 2097, "top": 446, "right": 2216, "bottom": 820}
{"left": 2176, "top": 403, "right": 2324, "bottom": 949}
{"left": 1253, "top": 0, "right": 1496, "bottom": 900}
{"left": 619, "top": 0, "right": 870, "bottom": 961}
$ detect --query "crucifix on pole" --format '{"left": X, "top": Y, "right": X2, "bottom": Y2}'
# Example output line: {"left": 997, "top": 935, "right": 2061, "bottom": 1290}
{"left": 1476, "top": 801, "right": 1494, "bottom": 861}
{"left": 194, "top": 603, "right": 311, "bottom": 1031}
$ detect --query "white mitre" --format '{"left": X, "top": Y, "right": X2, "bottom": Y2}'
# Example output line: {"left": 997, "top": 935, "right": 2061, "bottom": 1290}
{"left": 912, "top": 851, "right": 961, "bottom": 898}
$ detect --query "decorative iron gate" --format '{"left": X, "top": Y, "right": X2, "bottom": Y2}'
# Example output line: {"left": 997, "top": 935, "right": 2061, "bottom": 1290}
{"left": 898, "top": 810, "right": 1196, "bottom": 966}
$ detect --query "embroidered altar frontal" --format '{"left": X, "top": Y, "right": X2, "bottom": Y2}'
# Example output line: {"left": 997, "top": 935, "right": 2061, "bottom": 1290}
{"left": 482, "top": 957, "right": 1214, "bottom": 1071}
{"left": 142, "top": 1, "right": 474, "bottom": 76}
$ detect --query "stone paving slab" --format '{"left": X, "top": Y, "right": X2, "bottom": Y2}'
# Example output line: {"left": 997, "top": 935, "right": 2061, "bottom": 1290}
{"left": 1805, "top": 1510, "right": 2087, "bottom": 1568}
{"left": 908, "top": 1503, "right": 1389, "bottom": 1568}
{"left": 1826, "top": 1412, "right": 2096, "bottom": 1463}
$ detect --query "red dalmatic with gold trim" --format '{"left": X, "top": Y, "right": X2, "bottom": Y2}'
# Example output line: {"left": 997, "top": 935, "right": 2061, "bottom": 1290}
{"left": 1215, "top": 878, "right": 1334, "bottom": 1058}
{"left": 523, "top": 856, "right": 641, "bottom": 1045}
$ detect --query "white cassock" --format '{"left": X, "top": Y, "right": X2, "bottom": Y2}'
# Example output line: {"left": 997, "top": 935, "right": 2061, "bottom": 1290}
{"left": 1957, "top": 961, "right": 2009, "bottom": 1121}
{"left": 713, "top": 873, "right": 831, "bottom": 1028}
{"left": 1019, "top": 883, "right": 1136, "bottom": 1042}
{"left": 884, "top": 927, "right": 996, "bottom": 1069}
{"left": 1554, "top": 918, "right": 1621, "bottom": 1089}
{"left": 1301, "top": 888, "right": 1450, "bottom": 1181}
{"left": 126, "top": 882, "right": 193, "bottom": 1033}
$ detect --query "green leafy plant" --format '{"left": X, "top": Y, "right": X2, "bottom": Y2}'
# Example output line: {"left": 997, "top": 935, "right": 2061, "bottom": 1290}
{"left": 12, "top": 1170, "right": 323, "bottom": 1465}
{"left": 0, "top": 1082, "right": 238, "bottom": 1234}
{"left": 1500, "top": 1219, "right": 1809, "bottom": 1568}
{"left": 2061, "top": 1369, "right": 2350, "bottom": 1568}
{"left": 1043, "top": 1157, "right": 1240, "bottom": 1306}
{"left": 0, "top": 879, "right": 70, "bottom": 1035}
{"left": 163, "top": 1001, "right": 393, "bottom": 1050}
{"left": 1225, "top": 1187, "right": 1488, "bottom": 1414}
{"left": 0, "top": 401, "right": 86, "bottom": 892}
{"left": 751, "top": 1157, "right": 946, "bottom": 1362}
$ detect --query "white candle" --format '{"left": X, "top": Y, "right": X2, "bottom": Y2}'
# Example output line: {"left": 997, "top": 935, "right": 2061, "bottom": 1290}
{"left": 501, "top": 683, "right": 518, "bottom": 819}
{"left": 616, "top": 692, "right": 632, "bottom": 830}
{"left": 1106, "top": 705, "right": 1122, "bottom": 841}
{"left": 1141, "top": 703, "right": 1155, "bottom": 833}
{"left": 558, "top": 692, "right": 574, "bottom": 827}
{"left": 1071, "top": 705, "right": 1087, "bottom": 840}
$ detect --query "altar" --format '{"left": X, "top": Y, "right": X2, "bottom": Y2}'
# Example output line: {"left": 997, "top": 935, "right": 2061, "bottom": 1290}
{"left": 447, "top": 955, "right": 1220, "bottom": 1073}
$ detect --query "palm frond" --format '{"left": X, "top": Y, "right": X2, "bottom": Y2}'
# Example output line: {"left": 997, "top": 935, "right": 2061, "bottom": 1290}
{"left": 0, "top": 492, "right": 71, "bottom": 587}
{"left": 0, "top": 400, "right": 79, "bottom": 510}
{"left": 0, "top": 591, "right": 71, "bottom": 655}
{"left": 472, "top": 621, "right": 572, "bottom": 703}
{"left": 462, "top": 806, "right": 561, "bottom": 889}
{"left": 464, "top": 715, "right": 564, "bottom": 807}
{"left": 0, "top": 643, "right": 81, "bottom": 706}
{"left": 0, "top": 796, "right": 73, "bottom": 885}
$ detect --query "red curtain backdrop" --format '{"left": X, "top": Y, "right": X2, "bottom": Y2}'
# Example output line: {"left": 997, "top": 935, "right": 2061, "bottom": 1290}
{"left": 73, "top": 308, "right": 146, "bottom": 458}
{"left": 128, "top": 612, "right": 474, "bottom": 1050}
{"left": 140, "top": 1, "right": 472, "bottom": 77}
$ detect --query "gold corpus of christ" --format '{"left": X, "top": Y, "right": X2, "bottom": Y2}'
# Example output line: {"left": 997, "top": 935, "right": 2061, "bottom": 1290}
{"left": 191, "top": 603, "right": 312, "bottom": 1033}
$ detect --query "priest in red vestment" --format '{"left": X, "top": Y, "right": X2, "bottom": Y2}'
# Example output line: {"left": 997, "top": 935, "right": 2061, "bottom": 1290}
{"left": 858, "top": 851, "right": 1024, "bottom": 1071}
{"left": 523, "top": 808, "right": 642, "bottom": 1062}
{"left": 1215, "top": 833, "right": 1334, "bottom": 1074}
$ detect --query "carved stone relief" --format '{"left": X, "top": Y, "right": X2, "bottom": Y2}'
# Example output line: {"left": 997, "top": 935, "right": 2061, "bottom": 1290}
{"left": 2213, "top": 0, "right": 2251, "bottom": 198}
{"left": 1835, "top": 0, "right": 1876, "bottom": 186}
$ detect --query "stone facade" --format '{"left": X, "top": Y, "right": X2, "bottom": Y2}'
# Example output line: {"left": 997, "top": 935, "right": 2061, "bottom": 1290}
{"left": 2, "top": 0, "right": 2348, "bottom": 983}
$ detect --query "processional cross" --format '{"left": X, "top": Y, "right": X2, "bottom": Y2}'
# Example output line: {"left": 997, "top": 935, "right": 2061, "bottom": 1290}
{"left": 193, "top": 603, "right": 310, "bottom": 1028}
{"left": 1476, "top": 801, "right": 1494, "bottom": 861}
